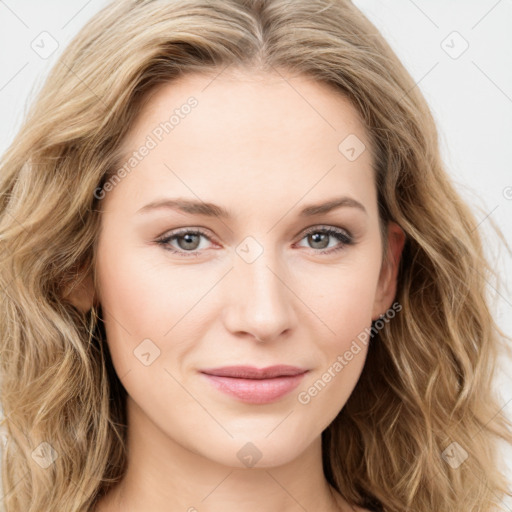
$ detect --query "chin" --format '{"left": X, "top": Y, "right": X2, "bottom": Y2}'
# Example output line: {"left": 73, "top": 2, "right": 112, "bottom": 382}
{"left": 197, "top": 433, "right": 312, "bottom": 470}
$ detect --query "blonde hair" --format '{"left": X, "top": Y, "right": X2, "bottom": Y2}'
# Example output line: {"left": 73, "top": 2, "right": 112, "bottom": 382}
{"left": 1, "top": 0, "right": 511, "bottom": 510}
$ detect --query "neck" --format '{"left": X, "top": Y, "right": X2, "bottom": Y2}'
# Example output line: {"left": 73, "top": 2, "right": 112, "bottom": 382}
{"left": 94, "top": 395, "right": 349, "bottom": 512}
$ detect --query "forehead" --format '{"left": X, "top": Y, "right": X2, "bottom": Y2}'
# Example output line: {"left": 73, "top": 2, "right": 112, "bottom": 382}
{"left": 124, "top": 68, "right": 369, "bottom": 151}
{"left": 108, "top": 68, "right": 376, "bottom": 217}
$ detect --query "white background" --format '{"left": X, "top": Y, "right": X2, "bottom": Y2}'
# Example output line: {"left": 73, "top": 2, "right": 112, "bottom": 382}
{"left": 1, "top": 0, "right": 511, "bottom": 508}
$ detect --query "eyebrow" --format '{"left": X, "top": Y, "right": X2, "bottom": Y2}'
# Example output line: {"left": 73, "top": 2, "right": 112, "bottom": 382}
{"left": 136, "top": 196, "right": 367, "bottom": 217}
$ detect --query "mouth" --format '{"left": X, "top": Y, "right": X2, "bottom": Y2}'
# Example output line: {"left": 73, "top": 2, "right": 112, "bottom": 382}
{"left": 199, "top": 365, "right": 309, "bottom": 404}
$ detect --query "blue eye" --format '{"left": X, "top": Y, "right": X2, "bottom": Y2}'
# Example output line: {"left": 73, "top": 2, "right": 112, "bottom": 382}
{"left": 155, "top": 225, "right": 353, "bottom": 257}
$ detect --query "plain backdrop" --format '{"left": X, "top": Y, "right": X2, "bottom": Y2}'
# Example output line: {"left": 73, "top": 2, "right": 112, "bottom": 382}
{"left": 0, "top": 0, "right": 511, "bottom": 507}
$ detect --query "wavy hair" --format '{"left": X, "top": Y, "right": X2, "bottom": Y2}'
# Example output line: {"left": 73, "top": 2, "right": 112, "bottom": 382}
{"left": 1, "top": 0, "right": 511, "bottom": 510}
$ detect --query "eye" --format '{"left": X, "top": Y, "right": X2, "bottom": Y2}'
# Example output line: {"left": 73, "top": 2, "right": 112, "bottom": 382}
{"left": 155, "top": 228, "right": 214, "bottom": 257}
{"left": 295, "top": 225, "right": 354, "bottom": 254}
{"left": 155, "top": 225, "right": 354, "bottom": 258}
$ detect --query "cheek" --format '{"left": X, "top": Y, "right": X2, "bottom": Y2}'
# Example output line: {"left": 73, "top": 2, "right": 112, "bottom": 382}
{"left": 296, "top": 252, "right": 381, "bottom": 346}
{"left": 96, "top": 252, "right": 164, "bottom": 335}
{"left": 327, "top": 274, "right": 377, "bottom": 342}
{"left": 95, "top": 236, "right": 220, "bottom": 376}
{"left": 96, "top": 238, "right": 199, "bottom": 333}
{"left": 292, "top": 260, "right": 379, "bottom": 424}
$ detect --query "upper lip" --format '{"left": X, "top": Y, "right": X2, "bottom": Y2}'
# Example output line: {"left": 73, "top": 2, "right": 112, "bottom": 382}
{"left": 200, "top": 365, "right": 308, "bottom": 379}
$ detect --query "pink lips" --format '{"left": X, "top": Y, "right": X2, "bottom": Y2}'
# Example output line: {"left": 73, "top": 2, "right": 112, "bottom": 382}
{"left": 200, "top": 365, "right": 308, "bottom": 404}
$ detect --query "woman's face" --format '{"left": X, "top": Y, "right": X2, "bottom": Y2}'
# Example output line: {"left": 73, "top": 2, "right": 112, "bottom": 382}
{"left": 91, "top": 69, "right": 403, "bottom": 468}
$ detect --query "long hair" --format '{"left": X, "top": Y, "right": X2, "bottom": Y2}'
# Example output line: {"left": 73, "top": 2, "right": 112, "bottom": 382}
{"left": 1, "top": 1, "right": 511, "bottom": 510}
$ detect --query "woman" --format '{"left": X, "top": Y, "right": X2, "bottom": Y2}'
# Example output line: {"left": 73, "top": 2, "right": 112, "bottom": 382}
{"left": 0, "top": 1, "right": 510, "bottom": 511}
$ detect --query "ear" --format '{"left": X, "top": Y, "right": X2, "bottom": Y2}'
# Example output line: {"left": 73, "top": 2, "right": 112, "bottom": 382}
{"left": 61, "top": 269, "right": 96, "bottom": 313}
{"left": 371, "top": 221, "right": 406, "bottom": 320}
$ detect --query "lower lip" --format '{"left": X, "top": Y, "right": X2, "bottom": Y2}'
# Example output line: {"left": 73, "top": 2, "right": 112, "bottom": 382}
{"left": 201, "top": 372, "right": 307, "bottom": 404}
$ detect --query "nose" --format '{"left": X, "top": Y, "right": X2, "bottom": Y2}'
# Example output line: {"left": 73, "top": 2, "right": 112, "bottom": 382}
{"left": 221, "top": 246, "right": 297, "bottom": 343}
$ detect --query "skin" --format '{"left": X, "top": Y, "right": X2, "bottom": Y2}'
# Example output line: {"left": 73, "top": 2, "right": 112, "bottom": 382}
{"left": 71, "top": 68, "right": 405, "bottom": 512}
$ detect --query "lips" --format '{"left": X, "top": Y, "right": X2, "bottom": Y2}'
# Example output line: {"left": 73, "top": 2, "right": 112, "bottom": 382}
{"left": 200, "top": 365, "right": 307, "bottom": 379}
{"left": 199, "top": 365, "right": 309, "bottom": 404}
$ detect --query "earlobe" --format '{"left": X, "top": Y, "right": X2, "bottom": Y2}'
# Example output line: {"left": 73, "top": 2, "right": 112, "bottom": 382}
{"left": 372, "top": 222, "right": 406, "bottom": 320}
{"left": 62, "top": 271, "right": 96, "bottom": 313}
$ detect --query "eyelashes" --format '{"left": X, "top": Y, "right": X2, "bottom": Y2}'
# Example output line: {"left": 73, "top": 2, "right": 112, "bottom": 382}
{"left": 155, "top": 225, "right": 354, "bottom": 258}
{"left": 156, "top": 228, "right": 212, "bottom": 258}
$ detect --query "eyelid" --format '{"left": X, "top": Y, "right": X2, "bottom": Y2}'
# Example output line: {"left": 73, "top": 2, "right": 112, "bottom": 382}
{"left": 293, "top": 225, "right": 354, "bottom": 254}
{"left": 155, "top": 224, "right": 355, "bottom": 257}
{"left": 156, "top": 224, "right": 352, "bottom": 242}
{"left": 298, "top": 224, "right": 353, "bottom": 240}
{"left": 155, "top": 226, "right": 216, "bottom": 246}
